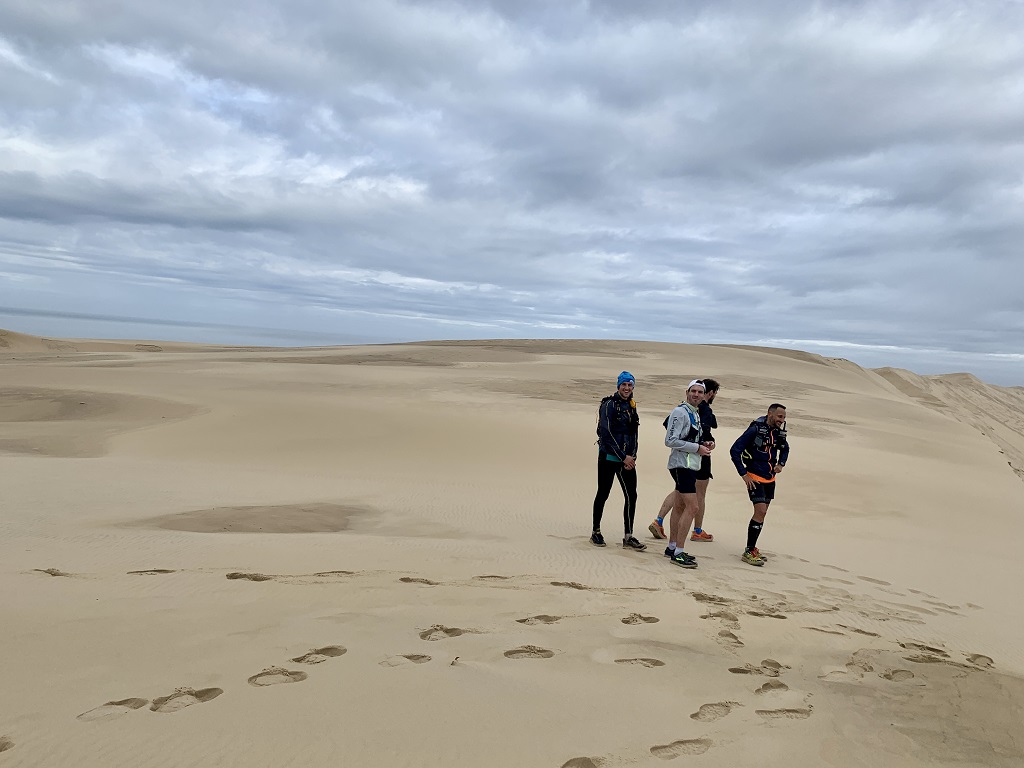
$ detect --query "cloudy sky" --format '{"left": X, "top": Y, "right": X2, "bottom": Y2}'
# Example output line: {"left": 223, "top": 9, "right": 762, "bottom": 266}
{"left": 1, "top": 0, "right": 1022, "bottom": 383}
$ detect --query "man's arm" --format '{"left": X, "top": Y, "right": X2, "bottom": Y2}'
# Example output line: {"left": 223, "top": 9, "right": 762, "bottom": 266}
{"left": 730, "top": 425, "right": 756, "bottom": 476}
{"left": 598, "top": 399, "right": 628, "bottom": 461}
{"left": 664, "top": 410, "right": 700, "bottom": 452}
{"left": 776, "top": 431, "right": 790, "bottom": 469}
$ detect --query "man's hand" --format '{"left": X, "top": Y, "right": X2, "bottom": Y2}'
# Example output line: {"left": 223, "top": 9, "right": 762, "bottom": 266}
{"left": 697, "top": 445, "right": 712, "bottom": 456}
{"left": 703, "top": 440, "right": 716, "bottom": 451}
{"left": 742, "top": 474, "right": 757, "bottom": 490}
{"left": 772, "top": 464, "right": 784, "bottom": 474}
{"left": 624, "top": 456, "right": 636, "bottom": 470}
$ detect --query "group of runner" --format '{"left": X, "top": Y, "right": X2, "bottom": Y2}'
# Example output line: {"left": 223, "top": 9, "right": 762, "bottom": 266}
{"left": 591, "top": 372, "right": 790, "bottom": 568}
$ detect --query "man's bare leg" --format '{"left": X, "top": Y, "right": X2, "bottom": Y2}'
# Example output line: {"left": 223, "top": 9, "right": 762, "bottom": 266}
{"left": 649, "top": 492, "right": 675, "bottom": 539}
{"left": 692, "top": 478, "right": 713, "bottom": 541}
{"left": 670, "top": 493, "right": 697, "bottom": 549}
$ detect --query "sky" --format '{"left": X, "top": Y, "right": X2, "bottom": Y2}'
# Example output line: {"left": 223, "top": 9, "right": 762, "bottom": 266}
{"left": 1, "top": 0, "right": 1023, "bottom": 384}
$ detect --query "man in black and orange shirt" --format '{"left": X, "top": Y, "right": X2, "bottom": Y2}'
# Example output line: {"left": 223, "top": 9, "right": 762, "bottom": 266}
{"left": 730, "top": 404, "right": 790, "bottom": 566}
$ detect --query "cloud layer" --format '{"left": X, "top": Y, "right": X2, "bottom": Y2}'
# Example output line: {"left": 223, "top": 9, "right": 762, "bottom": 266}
{"left": 2, "top": 1, "right": 1022, "bottom": 382}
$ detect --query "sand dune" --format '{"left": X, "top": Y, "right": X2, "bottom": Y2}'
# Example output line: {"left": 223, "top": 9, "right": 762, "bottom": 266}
{"left": 1, "top": 329, "right": 1022, "bottom": 767}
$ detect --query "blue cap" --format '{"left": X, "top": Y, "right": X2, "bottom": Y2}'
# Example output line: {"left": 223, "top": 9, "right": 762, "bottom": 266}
{"left": 617, "top": 371, "right": 635, "bottom": 387}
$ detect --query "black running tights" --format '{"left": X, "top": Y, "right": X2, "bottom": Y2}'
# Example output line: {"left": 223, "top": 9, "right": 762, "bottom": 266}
{"left": 592, "top": 457, "right": 638, "bottom": 535}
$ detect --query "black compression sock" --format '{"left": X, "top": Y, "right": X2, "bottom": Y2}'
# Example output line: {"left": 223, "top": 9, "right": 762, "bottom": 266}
{"left": 746, "top": 519, "right": 763, "bottom": 550}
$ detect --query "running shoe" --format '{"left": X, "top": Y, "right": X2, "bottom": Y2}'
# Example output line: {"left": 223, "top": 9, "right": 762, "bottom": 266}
{"left": 648, "top": 520, "right": 666, "bottom": 539}
{"left": 690, "top": 530, "right": 714, "bottom": 542}
{"left": 750, "top": 546, "right": 768, "bottom": 561}
{"left": 671, "top": 551, "right": 698, "bottom": 569}
{"left": 741, "top": 548, "right": 765, "bottom": 566}
{"left": 590, "top": 531, "right": 606, "bottom": 547}
{"left": 663, "top": 546, "right": 674, "bottom": 559}
{"left": 622, "top": 536, "right": 647, "bottom": 551}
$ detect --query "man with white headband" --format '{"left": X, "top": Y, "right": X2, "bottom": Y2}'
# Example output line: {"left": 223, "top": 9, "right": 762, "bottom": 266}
{"left": 662, "top": 380, "right": 713, "bottom": 568}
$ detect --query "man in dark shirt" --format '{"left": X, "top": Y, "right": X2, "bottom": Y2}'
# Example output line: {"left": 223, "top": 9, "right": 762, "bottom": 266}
{"left": 729, "top": 403, "right": 791, "bottom": 566}
{"left": 691, "top": 378, "right": 720, "bottom": 542}
{"left": 592, "top": 371, "right": 646, "bottom": 551}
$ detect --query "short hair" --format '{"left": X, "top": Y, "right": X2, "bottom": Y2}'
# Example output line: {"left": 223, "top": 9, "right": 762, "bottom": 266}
{"left": 768, "top": 403, "right": 786, "bottom": 413}
{"left": 701, "top": 378, "right": 720, "bottom": 393}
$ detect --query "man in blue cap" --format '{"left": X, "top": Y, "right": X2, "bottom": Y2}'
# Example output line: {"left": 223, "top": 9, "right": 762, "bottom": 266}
{"left": 592, "top": 371, "right": 646, "bottom": 550}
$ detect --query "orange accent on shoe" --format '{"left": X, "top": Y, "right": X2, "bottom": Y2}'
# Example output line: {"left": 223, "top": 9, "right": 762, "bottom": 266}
{"left": 690, "top": 530, "right": 714, "bottom": 542}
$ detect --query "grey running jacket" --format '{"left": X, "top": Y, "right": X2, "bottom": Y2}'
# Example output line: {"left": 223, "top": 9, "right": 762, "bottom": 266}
{"left": 665, "top": 402, "right": 702, "bottom": 471}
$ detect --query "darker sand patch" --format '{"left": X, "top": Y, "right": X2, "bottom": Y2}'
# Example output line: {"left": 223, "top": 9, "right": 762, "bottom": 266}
{"left": 0, "top": 387, "right": 197, "bottom": 458}
{"left": 0, "top": 736, "right": 13, "bottom": 752}
{"left": 140, "top": 502, "right": 374, "bottom": 533}
{"left": 226, "top": 571, "right": 274, "bottom": 582}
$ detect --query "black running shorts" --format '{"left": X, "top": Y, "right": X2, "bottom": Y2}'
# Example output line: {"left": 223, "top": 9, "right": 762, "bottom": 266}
{"left": 696, "top": 454, "right": 712, "bottom": 481}
{"left": 747, "top": 480, "right": 776, "bottom": 506}
{"left": 669, "top": 466, "right": 698, "bottom": 494}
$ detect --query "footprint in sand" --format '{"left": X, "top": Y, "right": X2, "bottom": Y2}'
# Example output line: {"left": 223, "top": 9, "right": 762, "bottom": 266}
{"left": 380, "top": 654, "right": 432, "bottom": 667}
{"left": 650, "top": 738, "right": 712, "bottom": 759}
{"left": 291, "top": 645, "right": 347, "bottom": 664}
{"left": 821, "top": 564, "right": 849, "bottom": 573}
{"left": 858, "top": 576, "right": 891, "bottom": 586}
{"left": 474, "top": 574, "right": 513, "bottom": 580}
{"left": 34, "top": 568, "right": 71, "bottom": 577}
{"left": 692, "top": 592, "right": 733, "bottom": 605}
{"left": 0, "top": 736, "right": 13, "bottom": 753}
{"left": 899, "top": 642, "right": 948, "bottom": 657}
{"left": 718, "top": 630, "right": 743, "bottom": 646}
{"left": 805, "top": 627, "right": 845, "bottom": 635}
{"left": 690, "top": 702, "right": 741, "bottom": 722}
{"left": 615, "top": 658, "right": 665, "bottom": 667}
{"left": 247, "top": 668, "right": 308, "bottom": 686}
{"left": 312, "top": 570, "right": 356, "bottom": 577}
{"left": 756, "top": 707, "right": 812, "bottom": 721}
{"left": 551, "top": 581, "right": 589, "bottom": 590}
{"left": 504, "top": 645, "right": 554, "bottom": 659}
{"left": 399, "top": 577, "right": 438, "bottom": 585}
{"left": 730, "top": 659, "right": 787, "bottom": 677}
{"left": 419, "top": 625, "right": 467, "bottom": 641}
{"left": 127, "top": 569, "right": 176, "bottom": 575}
{"left": 560, "top": 758, "right": 604, "bottom": 768}
{"left": 746, "top": 610, "right": 788, "bottom": 620}
{"left": 966, "top": 653, "right": 994, "bottom": 668}
{"left": 879, "top": 669, "right": 915, "bottom": 682}
{"left": 923, "top": 599, "right": 960, "bottom": 610}
{"left": 226, "top": 572, "right": 273, "bottom": 582}
{"left": 836, "top": 624, "right": 881, "bottom": 637}
{"left": 150, "top": 687, "right": 223, "bottom": 713}
{"left": 516, "top": 615, "right": 562, "bottom": 625}
{"left": 77, "top": 698, "right": 148, "bottom": 722}
{"left": 822, "top": 577, "right": 854, "bottom": 585}
{"left": 755, "top": 680, "right": 789, "bottom": 695}
{"left": 621, "top": 613, "right": 660, "bottom": 625}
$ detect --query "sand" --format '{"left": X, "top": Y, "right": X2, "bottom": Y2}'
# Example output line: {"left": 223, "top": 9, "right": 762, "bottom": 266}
{"left": 1, "top": 330, "right": 1023, "bottom": 767}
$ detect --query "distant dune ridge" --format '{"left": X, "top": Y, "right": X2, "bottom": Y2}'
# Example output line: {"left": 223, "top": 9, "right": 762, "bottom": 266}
{"left": 2, "top": 328, "right": 1023, "bottom": 767}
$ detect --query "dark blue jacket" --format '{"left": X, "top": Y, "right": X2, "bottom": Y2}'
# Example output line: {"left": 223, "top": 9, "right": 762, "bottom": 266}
{"left": 730, "top": 416, "right": 790, "bottom": 481}
{"left": 596, "top": 394, "right": 639, "bottom": 461}
{"left": 698, "top": 400, "right": 717, "bottom": 444}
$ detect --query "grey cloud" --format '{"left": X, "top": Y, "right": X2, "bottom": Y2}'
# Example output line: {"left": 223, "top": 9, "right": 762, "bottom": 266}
{"left": 1, "top": 0, "right": 1022, "bottom": 383}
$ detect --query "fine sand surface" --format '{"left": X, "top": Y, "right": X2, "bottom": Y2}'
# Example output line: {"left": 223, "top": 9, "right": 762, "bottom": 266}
{"left": 2, "top": 330, "right": 1023, "bottom": 767}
